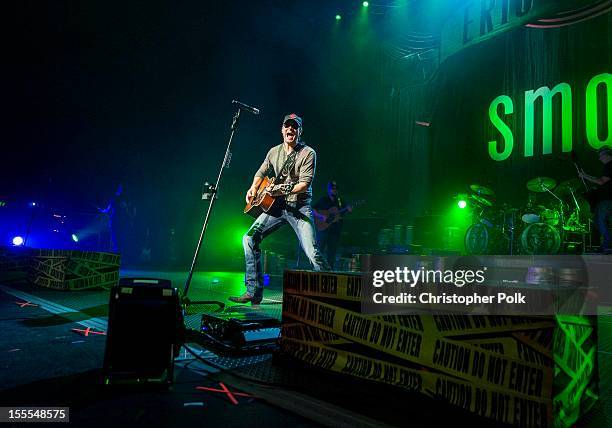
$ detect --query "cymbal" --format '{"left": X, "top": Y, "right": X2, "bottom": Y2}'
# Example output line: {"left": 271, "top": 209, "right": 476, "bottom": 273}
{"left": 526, "top": 177, "right": 557, "bottom": 193}
{"left": 469, "top": 194, "right": 493, "bottom": 207}
{"left": 470, "top": 184, "right": 495, "bottom": 196}
{"left": 556, "top": 178, "right": 582, "bottom": 196}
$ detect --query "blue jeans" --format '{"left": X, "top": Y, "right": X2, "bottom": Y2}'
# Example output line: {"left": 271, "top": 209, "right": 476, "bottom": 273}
{"left": 597, "top": 199, "right": 612, "bottom": 249}
{"left": 317, "top": 226, "right": 341, "bottom": 269}
{"left": 243, "top": 202, "right": 329, "bottom": 298}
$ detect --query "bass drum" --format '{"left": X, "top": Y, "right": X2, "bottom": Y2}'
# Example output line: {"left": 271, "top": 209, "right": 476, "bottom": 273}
{"left": 465, "top": 223, "right": 504, "bottom": 255}
{"left": 520, "top": 223, "right": 561, "bottom": 254}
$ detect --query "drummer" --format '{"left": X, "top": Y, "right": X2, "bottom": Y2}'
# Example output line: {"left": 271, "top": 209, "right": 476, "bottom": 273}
{"left": 579, "top": 147, "right": 612, "bottom": 253}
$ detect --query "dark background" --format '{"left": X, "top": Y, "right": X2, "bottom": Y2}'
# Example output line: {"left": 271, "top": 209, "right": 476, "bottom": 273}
{"left": 2, "top": 1, "right": 610, "bottom": 268}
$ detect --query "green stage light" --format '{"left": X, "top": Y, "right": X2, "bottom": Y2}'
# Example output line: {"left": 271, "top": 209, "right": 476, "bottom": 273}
{"left": 445, "top": 195, "right": 472, "bottom": 252}
{"left": 362, "top": 1, "right": 369, "bottom": 7}
{"left": 71, "top": 234, "right": 79, "bottom": 242}
{"left": 335, "top": 14, "right": 342, "bottom": 21}
{"left": 456, "top": 193, "right": 468, "bottom": 209}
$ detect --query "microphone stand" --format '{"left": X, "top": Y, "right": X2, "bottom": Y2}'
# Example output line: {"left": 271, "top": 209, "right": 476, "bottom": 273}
{"left": 183, "top": 108, "right": 242, "bottom": 303}
{"left": 571, "top": 159, "right": 593, "bottom": 251}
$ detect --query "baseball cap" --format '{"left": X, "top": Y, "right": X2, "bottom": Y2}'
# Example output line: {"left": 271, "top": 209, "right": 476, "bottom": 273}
{"left": 283, "top": 113, "right": 303, "bottom": 128}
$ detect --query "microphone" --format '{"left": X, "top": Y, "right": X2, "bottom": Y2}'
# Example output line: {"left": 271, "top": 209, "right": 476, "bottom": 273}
{"left": 232, "top": 100, "right": 260, "bottom": 115}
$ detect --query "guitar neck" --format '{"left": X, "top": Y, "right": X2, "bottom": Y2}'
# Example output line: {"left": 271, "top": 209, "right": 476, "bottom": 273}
{"left": 337, "top": 200, "right": 363, "bottom": 214}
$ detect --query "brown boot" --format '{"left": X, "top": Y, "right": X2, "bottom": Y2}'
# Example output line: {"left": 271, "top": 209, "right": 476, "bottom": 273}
{"left": 228, "top": 292, "right": 262, "bottom": 305}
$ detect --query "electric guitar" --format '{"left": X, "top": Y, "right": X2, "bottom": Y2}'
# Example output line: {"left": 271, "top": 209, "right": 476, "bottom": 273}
{"left": 244, "top": 176, "right": 294, "bottom": 218}
{"left": 314, "top": 200, "right": 365, "bottom": 231}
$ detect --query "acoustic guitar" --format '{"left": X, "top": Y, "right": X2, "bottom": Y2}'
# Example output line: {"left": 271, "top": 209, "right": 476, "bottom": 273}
{"left": 244, "top": 176, "right": 294, "bottom": 218}
{"left": 314, "top": 200, "right": 365, "bottom": 231}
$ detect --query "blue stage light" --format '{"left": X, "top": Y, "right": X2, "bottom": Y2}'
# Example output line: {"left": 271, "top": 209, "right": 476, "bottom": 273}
{"left": 12, "top": 236, "right": 24, "bottom": 246}
{"left": 29, "top": 202, "right": 37, "bottom": 207}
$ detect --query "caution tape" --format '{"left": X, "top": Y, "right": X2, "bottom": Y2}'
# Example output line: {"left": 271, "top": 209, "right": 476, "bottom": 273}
{"left": 32, "top": 249, "right": 121, "bottom": 266}
{"left": 33, "top": 257, "right": 67, "bottom": 268}
{"left": 283, "top": 323, "right": 552, "bottom": 367}
{"left": 87, "top": 264, "right": 120, "bottom": 274}
{"left": 71, "top": 251, "right": 120, "bottom": 266}
{"left": 30, "top": 268, "right": 119, "bottom": 290}
{"left": 464, "top": 337, "right": 552, "bottom": 367}
{"left": 24, "top": 250, "right": 120, "bottom": 291}
{"left": 465, "top": 337, "right": 516, "bottom": 356}
{"left": 375, "top": 314, "right": 555, "bottom": 338}
{"left": 30, "top": 257, "right": 67, "bottom": 282}
{"left": 282, "top": 322, "right": 554, "bottom": 368}
{"left": 513, "top": 329, "right": 554, "bottom": 357}
{"left": 66, "top": 259, "right": 99, "bottom": 278}
{"left": 280, "top": 337, "right": 552, "bottom": 427}
{"left": 284, "top": 270, "right": 362, "bottom": 301}
{"left": 282, "top": 294, "right": 552, "bottom": 397}
{"left": 65, "top": 270, "right": 119, "bottom": 290}
{"left": 33, "top": 275, "right": 66, "bottom": 290}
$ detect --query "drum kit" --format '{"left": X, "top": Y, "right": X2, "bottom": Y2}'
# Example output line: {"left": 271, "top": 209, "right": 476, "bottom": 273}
{"left": 464, "top": 177, "right": 591, "bottom": 255}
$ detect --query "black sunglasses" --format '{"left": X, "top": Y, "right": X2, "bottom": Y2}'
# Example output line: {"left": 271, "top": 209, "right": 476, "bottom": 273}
{"left": 283, "top": 121, "right": 300, "bottom": 129}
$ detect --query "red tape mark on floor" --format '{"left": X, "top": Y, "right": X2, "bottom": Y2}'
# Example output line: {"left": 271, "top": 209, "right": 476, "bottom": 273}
{"left": 71, "top": 327, "right": 106, "bottom": 337}
{"left": 15, "top": 301, "right": 39, "bottom": 308}
{"left": 195, "top": 382, "right": 254, "bottom": 405}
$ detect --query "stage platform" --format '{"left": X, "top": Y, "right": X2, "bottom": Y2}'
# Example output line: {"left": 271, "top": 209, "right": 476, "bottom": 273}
{"left": 1, "top": 269, "right": 611, "bottom": 427}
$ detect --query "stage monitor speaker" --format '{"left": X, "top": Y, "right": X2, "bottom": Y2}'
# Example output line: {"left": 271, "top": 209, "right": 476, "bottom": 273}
{"left": 103, "top": 277, "right": 184, "bottom": 387}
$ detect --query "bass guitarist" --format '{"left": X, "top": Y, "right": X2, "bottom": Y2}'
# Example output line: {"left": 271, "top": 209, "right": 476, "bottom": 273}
{"left": 578, "top": 147, "right": 612, "bottom": 253}
{"left": 229, "top": 113, "right": 329, "bottom": 305}
{"left": 313, "top": 181, "right": 352, "bottom": 269}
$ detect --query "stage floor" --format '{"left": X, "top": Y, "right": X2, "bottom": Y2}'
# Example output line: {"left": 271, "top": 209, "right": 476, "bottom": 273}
{"left": 1, "top": 269, "right": 611, "bottom": 427}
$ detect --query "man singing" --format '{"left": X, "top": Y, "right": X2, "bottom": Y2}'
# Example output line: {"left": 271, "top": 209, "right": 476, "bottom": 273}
{"left": 579, "top": 147, "right": 612, "bottom": 253}
{"left": 229, "top": 113, "right": 329, "bottom": 304}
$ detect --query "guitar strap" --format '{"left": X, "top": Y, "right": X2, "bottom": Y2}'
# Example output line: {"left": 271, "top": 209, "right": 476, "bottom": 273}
{"left": 276, "top": 143, "right": 302, "bottom": 184}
